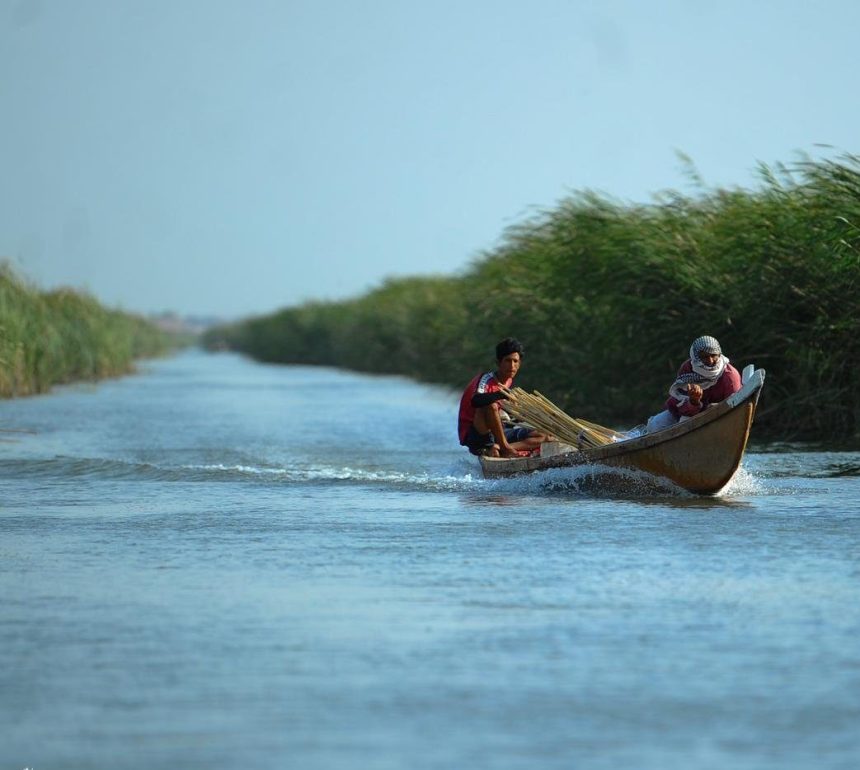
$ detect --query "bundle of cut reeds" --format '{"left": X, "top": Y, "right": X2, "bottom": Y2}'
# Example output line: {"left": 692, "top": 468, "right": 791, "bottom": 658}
{"left": 498, "top": 385, "right": 626, "bottom": 449}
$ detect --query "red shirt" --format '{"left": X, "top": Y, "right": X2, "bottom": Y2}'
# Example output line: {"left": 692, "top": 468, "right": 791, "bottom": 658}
{"left": 666, "top": 360, "right": 742, "bottom": 418}
{"left": 457, "top": 371, "right": 512, "bottom": 444}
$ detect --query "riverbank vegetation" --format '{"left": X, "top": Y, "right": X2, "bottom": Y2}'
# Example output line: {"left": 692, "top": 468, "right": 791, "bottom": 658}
{"left": 205, "top": 154, "right": 860, "bottom": 441}
{"left": 0, "top": 264, "right": 173, "bottom": 398}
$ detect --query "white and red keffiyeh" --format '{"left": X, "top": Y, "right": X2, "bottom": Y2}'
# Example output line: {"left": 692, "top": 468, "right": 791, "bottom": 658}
{"left": 668, "top": 336, "right": 729, "bottom": 403}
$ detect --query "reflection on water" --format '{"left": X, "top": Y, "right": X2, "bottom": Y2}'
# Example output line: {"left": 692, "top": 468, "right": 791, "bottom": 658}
{"left": 462, "top": 494, "right": 522, "bottom": 507}
{"left": 822, "top": 462, "right": 860, "bottom": 477}
{"left": 745, "top": 450, "right": 860, "bottom": 480}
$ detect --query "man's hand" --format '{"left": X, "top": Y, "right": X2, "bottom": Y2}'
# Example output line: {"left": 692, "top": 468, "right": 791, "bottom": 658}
{"left": 687, "top": 383, "right": 703, "bottom": 405}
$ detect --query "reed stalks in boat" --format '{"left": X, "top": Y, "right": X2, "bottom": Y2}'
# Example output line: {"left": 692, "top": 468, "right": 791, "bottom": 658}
{"left": 499, "top": 385, "right": 621, "bottom": 449}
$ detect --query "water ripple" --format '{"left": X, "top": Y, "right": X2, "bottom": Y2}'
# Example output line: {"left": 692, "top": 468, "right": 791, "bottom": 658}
{"left": 0, "top": 454, "right": 770, "bottom": 500}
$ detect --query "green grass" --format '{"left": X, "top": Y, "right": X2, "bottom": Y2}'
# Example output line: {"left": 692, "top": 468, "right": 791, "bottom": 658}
{"left": 0, "top": 264, "right": 174, "bottom": 398}
{"left": 205, "top": 153, "right": 860, "bottom": 442}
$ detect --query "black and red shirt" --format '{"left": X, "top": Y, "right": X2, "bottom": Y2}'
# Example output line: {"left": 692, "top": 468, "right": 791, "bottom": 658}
{"left": 457, "top": 371, "right": 511, "bottom": 445}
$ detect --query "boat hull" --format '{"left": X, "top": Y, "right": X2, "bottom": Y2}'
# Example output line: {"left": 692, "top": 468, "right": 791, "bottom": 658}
{"left": 479, "top": 369, "right": 764, "bottom": 495}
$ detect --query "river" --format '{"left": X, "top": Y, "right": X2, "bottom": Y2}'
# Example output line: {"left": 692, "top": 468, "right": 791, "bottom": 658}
{"left": 1, "top": 349, "right": 858, "bottom": 770}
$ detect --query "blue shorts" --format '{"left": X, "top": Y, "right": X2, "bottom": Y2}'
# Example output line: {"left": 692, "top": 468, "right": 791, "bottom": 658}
{"left": 504, "top": 426, "right": 534, "bottom": 443}
{"left": 464, "top": 425, "right": 534, "bottom": 455}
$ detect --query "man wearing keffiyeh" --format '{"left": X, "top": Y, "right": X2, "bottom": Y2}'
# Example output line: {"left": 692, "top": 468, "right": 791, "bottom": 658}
{"left": 645, "top": 336, "right": 742, "bottom": 434}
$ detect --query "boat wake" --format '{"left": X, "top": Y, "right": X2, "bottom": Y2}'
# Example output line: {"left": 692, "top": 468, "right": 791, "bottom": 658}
{"left": 718, "top": 466, "right": 763, "bottom": 496}
{"left": 0, "top": 453, "right": 767, "bottom": 499}
{"left": 475, "top": 464, "right": 693, "bottom": 498}
{"left": 0, "top": 455, "right": 469, "bottom": 488}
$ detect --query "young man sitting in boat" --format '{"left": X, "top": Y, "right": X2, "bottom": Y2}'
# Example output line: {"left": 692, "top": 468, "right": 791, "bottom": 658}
{"left": 646, "top": 335, "right": 742, "bottom": 433}
{"left": 458, "top": 337, "right": 551, "bottom": 458}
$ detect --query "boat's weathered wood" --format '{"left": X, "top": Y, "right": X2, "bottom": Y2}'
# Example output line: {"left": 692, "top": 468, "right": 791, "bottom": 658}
{"left": 479, "top": 369, "right": 765, "bottom": 494}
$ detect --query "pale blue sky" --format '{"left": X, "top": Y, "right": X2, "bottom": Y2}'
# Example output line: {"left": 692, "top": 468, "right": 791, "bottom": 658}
{"left": 1, "top": 0, "right": 857, "bottom": 318}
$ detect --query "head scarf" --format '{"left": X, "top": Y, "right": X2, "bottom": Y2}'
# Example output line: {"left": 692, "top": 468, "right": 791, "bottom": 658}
{"left": 668, "top": 335, "right": 730, "bottom": 402}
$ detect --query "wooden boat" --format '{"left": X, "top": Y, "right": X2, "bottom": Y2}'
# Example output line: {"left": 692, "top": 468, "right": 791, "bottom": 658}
{"left": 479, "top": 366, "right": 766, "bottom": 495}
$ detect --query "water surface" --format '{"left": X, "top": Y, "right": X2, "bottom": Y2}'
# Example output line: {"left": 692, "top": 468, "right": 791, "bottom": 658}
{"left": 1, "top": 350, "right": 858, "bottom": 769}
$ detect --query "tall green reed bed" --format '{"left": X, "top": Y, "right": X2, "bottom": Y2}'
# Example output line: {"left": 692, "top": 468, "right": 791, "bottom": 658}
{"left": 0, "top": 265, "right": 172, "bottom": 398}
{"left": 206, "top": 154, "right": 860, "bottom": 441}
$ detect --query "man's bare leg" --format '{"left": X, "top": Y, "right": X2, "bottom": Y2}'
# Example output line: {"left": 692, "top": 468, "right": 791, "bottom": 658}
{"left": 474, "top": 405, "right": 520, "bottom": 458}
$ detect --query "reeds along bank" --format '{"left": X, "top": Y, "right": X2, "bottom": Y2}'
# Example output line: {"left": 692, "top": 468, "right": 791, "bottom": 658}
{"left": 0, "top": 265, "right": 172, "bottom": 398}
{"left": 205, "top": 155, "right": 860, "bottom": 442}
